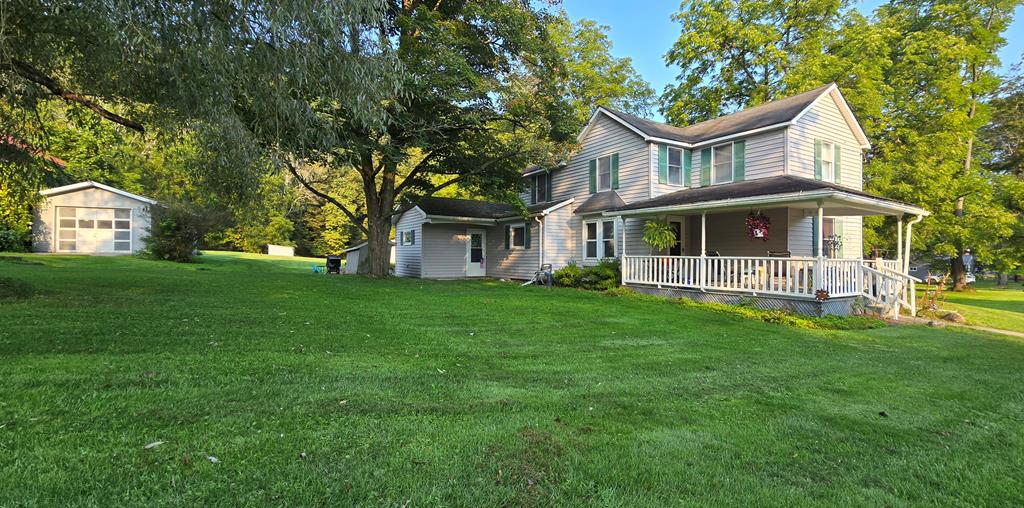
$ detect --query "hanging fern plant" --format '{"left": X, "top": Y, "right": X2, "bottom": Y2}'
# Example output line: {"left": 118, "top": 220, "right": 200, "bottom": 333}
{"left": 745, "top": 210, "right": 771, "bottom": 242}
{"left": 642, "top": 220, "right": 677, "bottom": 254}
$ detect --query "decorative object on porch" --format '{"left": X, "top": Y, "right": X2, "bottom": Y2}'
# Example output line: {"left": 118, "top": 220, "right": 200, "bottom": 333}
{"left": 824, "top": 235, "right": 844, "bottom": 258}
{"left": 745, "top": 211, "right": 771, "bottom": 241}
{"left": 815, "top": 289, "right": 830, "bottom": 301}
{"left": 642, "top": 220, "right": 677, "bottom": 254}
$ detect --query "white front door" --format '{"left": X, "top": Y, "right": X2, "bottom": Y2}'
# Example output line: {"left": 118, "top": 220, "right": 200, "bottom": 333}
{"left": 466, "top": 229, "right": 486, "bottom": 277}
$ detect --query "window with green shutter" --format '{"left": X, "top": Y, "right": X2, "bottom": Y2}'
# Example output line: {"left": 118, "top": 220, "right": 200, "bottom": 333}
{"left": 658, "top": 145, "right": 668, "bottom": 184}
{"left": 700, "top": 148, "right": 711, "bottom": 186}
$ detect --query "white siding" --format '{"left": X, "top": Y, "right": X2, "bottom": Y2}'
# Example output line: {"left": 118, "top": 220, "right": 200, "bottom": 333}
{"left": 421, "top": 224, "right": 470, "bottom": 279}
{"left": 683, "top": 129, "right": 786, "bottom": 188}
{"left": 701, "top": 209, "right": 790, "bottom": 256}
{"left": 554, "top": 114, "right": 650, "bottom": 266}
{"left": 394, "top": 208, "right": 424, "bottom": 277}
{"left": 649, "top": 143, "right": 684, "bottom": 198}
{"left": 32, "top": 187, "right": 152, "bottom": 254}
{"left": 787, "top": 212, "right": 863, "bottom": 259}
{"left": 788, "top": 90, "right": 864, "bottom": 190}
{"left": 541, "top": 204, "right": 575, "bottom": 268}
{"left": 486, "top": 221, "right": 539, "bottom": 279}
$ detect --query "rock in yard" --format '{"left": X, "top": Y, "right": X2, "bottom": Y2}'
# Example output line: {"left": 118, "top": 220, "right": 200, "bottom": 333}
{"left": 941, "top": 311, "right": 966, "bottom": 324}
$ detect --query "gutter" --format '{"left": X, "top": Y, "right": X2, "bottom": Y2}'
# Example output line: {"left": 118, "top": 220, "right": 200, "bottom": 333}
{"left": 604, "top": 189, "right": 930, "bottom": 218}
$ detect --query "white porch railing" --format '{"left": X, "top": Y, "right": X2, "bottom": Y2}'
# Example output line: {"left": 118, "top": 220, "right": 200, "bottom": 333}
{"left": 622, "top": 255, "right": 917, "bottom": 318}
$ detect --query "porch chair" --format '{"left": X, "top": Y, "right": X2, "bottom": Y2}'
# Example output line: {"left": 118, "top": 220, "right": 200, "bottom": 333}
{"left": 767, "top": 250, "right": 792, "bottom": 276}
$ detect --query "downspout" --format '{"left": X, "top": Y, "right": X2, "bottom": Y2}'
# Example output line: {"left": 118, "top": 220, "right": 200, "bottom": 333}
{"left": 903, "top": 214, "right": 924, "bottom": 274}
{"left": 534, "top": 216, "right": 544, "bottom": 268}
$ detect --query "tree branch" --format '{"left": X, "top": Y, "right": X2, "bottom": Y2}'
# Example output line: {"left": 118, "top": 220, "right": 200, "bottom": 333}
{"left": 283, "top": 160, "right": 369, "bottom": 235}
{"left": 2, "top": 59, "right": 145, "bottom": 133}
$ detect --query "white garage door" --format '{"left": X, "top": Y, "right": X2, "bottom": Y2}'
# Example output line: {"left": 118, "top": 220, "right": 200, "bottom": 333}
{"left": 56, "top": 207, "right": 133, "bottom": 253}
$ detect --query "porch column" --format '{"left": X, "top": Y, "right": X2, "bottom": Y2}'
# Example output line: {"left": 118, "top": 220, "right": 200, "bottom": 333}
{"left": 815, "top": 202, "right": 824, "bottom": 291}
{"left": 619, "top": 216, "right": 626, "bottom": 286}
{"left": 896, "top": 214, "right": 903, "bottom": 267}
{"left": 699, "top": 211, "right": 707, "bottom": 290}
{"left": 815, "top": 203, "right": 824, "bottom": 258}
{"left": 700, "top": 211, "right": 707, "bottom": 256}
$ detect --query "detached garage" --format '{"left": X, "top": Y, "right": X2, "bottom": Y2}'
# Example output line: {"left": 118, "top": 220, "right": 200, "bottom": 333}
{"left": 32, "top": 181, "right": 156, "bottom": 255}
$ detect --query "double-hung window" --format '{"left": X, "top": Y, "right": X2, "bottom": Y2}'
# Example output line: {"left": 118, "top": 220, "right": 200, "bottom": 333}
{"left": 584, "top": 219, "right": 616, "bottom": 259}
{"left": 509, "top": 224, "right": 526, "bottom": 249}
{"left": 667, "top": 147, "right": 683, "bottom": 185}
{"left": 597, "top": 155, "right": 612, "bottom": 191}
{"left": 712, "top": 143, "right": 733, "bottom": 184}
{"left": 534, "top": 172, "right": 549, "bottom": 203}
{"left": 820, "top": 141, "right": 835, "bottom": 181}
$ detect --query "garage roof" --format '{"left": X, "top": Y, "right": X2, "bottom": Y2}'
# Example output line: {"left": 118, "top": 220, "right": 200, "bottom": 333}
{"left": 39, "top": 181, "right": 158, "bottom": 205}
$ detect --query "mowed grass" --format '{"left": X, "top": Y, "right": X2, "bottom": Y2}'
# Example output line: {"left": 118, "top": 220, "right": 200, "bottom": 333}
{"left": 2, "top": 252, "right": 1023, "bottom": 506}
{"left": 926, "top": 280, "right": 1024, "bottom": 333}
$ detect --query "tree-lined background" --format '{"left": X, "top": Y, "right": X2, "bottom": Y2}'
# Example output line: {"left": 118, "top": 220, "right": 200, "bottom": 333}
{"left": 1, "top": 0, "right": 1022, "bottom": 286}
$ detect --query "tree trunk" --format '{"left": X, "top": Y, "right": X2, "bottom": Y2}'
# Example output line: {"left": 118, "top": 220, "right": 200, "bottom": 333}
{"left": 365, "top": 214, "right": 392, "bottom": 277}
{"left": 951, "top": 254, "right": 967, "bottom": 290}
{"left": 998, "top": 272, "right": 1009, "bottom": 288}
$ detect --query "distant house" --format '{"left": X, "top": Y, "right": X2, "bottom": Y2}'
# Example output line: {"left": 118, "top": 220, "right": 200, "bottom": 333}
{"left": 343, "top": 240, "right": 396, "bottom": 274}
{"left": 32, "top": 181, "right": 156, "bottom": 255}
{"left": 393, "top": 84, "right": 931, "bottom": 318}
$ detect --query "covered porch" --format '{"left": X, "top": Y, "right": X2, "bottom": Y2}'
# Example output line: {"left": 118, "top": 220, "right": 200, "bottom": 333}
{"left": 607, "top": 177, "right": 929, "bottom": 317}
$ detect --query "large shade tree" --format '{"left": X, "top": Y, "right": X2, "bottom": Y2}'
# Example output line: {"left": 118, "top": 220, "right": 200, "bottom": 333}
{"left": 3, "top": 1, "right": 579, "bottom": 274}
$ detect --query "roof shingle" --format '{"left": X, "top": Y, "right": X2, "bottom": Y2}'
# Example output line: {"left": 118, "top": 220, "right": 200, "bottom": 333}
{"left": 603, "top": 84, "right": 833, "bottom": 145}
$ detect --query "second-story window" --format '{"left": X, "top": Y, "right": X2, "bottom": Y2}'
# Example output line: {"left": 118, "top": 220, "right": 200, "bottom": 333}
{"left": 534, "top": 172, "right": 549, "bottom": 202}
{"left": 667, "top": 147, "right": 683, "bottom": 185}
{"left": 820, "top": 141, "right": 835, "bottom": 181}
{"left": 712, "top": 143, "right": 733, "bottom": 184}
{"left": 597, "top": 155, "right": 612, "bottom": 191}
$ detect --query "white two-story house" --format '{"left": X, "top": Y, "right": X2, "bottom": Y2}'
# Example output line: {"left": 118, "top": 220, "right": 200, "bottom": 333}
{"left": 392, "top": 84, "right": 928, "bottom": 317}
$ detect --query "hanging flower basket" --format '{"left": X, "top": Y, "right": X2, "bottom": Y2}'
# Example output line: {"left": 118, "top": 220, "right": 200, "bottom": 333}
{"left": 745, "top": 211, "right": 771, "bottom": 242}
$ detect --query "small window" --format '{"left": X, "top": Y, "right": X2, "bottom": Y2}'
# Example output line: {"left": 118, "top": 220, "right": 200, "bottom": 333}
{"left": 97, "top": 220, "right": 113, "bottom": 229}
{"left": 534, "top": 173, "right": 549, "bottom": 203}
{"left": 400, "top": 230, "right": 415, "bottom": 245}
{"left": 509, "top": 224, "right": 525, "bottom": 249}
{"left": 114, "top": 241, "right": 131, "bottom": 251}
{"left": 115, "top": 209, "right": 131, "bottom": 219}
{"left": 584, "top": 219, "right": 616, "bottom": 259}
{"left": 713, "top": 143, "right": 732, "bottom": 184}
{"left": 59, "top": 208, "right": 76, "bottom": 218}
{"left": 78, "top": 219, "right": 94, "bottom": 229}
{"left": 115, "top": 231, "right": 130, "bottom": 241}
{"left": 59, "top": 219, "right": 76, "bottom": 228}
{"left": 58, "top": 241, "right": 76, "bottom": 251}
{"left": 667, "top": 147, "right": 683, "bottom": 185}
{"left": 597, "top": 155, "right": 612, "bottom": 191}
{"left": 114, "top": 220, "right": 130, "bottom": 230}
{"left": 820, "top": 141, "right": 834, "bottom": 181}
{"left": 59, "top": 230, "right": 76, "bottom": 240}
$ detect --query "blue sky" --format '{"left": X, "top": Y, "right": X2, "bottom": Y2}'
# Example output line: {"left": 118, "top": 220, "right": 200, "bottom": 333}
{"left": 560, "top": 0, "right": 1024, "bottom": 120}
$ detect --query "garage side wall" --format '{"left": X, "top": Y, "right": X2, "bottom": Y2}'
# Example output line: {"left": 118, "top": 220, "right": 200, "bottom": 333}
{"left": 32, "top": 188, "right": 152, "bottom": 254}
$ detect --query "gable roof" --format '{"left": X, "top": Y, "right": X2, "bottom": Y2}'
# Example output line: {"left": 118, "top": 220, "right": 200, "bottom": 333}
{"left": 580, "top": 83, "right": 869, "bottom": 149}
{"left": 414, "top": 196, "right": 517, "bottom": 219}
{"left": 39, "top": 180, "right": 158, "bottom": 205}
{"left": 611, "top": 175, "right": 927, "bottom": 216}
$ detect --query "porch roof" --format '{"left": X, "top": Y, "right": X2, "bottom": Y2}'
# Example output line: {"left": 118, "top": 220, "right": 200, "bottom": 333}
{"left": 606, "top": 175, "right": 928, "bottom": 218}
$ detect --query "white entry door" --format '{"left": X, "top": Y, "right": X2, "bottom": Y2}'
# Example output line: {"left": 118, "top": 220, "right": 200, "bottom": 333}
{"left": 466, "top": 229, "right": 486, "bottom": 277}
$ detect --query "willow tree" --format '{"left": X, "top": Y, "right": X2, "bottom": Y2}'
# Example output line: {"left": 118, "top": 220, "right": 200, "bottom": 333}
{"left": 4, "top": 1, "right": 574, "bottom": 275}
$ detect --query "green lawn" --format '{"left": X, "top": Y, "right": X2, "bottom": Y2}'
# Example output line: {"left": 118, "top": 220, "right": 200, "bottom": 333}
{"left": 2, "top": 252, "right": 1023, "bottom": 505}
{"left": 920, "top": 280, "right": 1024, "bottom": 333}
